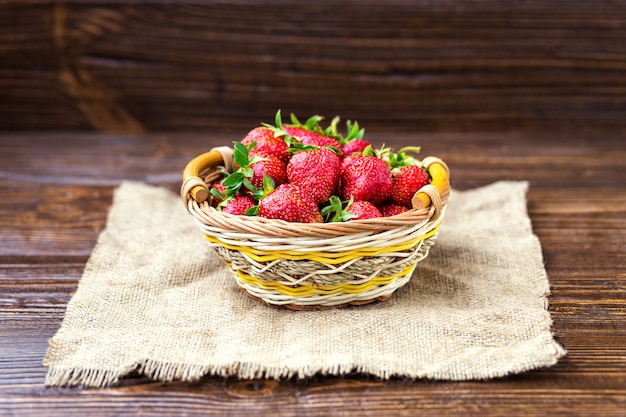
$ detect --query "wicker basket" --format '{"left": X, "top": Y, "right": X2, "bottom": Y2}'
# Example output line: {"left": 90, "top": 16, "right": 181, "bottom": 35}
{"left": 181, "top": 146, "right": 450, "bottom": 310}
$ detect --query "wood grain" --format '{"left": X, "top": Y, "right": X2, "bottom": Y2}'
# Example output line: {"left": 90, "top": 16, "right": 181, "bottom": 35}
{"left": 2, "top": 1, "right": 626, "bottom": 132}
{"left": 0, "top": 131, "right": 625, "bottom": 416}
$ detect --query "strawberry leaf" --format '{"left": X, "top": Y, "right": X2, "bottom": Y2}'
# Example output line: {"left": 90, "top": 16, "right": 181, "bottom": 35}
{"left": 287, "top": 142, "right": 318, "bottom": 153}
{"left": 216, "top": 197, "right": 230, "bottom": 211}
{"left": 248, "top": 154, "right": 263, "bottom": 165}
{"left": 240, "top": 167, "right": 254, "bottom": 178}
{"left": 345, "top": 120, "right": 364, "bottom": 141}
{"left": 326, "top": 116, "right": 340, "bottom": 138}
{"left": 321, "top": 195, "right": 354, "bottom": 222}
{"left": 290, "top": 113, "right": 302, "bottom": 126}
{"left": 249, "top": 173, "right": 274, "bottom": 201}
{"left": 245, "top": 205, "right": 260, "bottom": 216}
{"left": 263, "top": 173, "right": 275, "bottom": 194}
{"left": 275, "top": 109, "right": 283, "bottom": 128}
{"left": 232, "top": 141, "right": 251, "bottom": 168}
{"left": 242, "top": 177, "right": 257, "bottom": 192}
{"left": 387, "top": 146, "right": 421, "bottom": 169}
{"left": 362, "top": 145, "right": 376, "bottom": 157}
{"left": 304, "top": 114, "right": 323, "bottom": 130}
{"left": 210, "top": 188, "right": 226, "bottom": 201}
{"left": 222, "top": 172, "right": 245, "bottom": 188}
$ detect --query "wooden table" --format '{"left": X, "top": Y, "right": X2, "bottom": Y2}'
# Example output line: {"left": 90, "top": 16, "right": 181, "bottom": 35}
{"left": 1, "top": 131, "right": 624, "bottom": 416}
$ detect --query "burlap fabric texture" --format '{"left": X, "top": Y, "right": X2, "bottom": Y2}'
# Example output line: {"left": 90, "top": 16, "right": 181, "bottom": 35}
{"left": 43, "top": 180, "right": 566, "bottom": 387}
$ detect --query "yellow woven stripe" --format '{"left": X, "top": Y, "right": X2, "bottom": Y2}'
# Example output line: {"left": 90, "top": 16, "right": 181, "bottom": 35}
{"left": 205, "top": 227, "right": 438, "bottom": 264}
{"left": 229, "top": 263, "right": 415, "bottom": 296}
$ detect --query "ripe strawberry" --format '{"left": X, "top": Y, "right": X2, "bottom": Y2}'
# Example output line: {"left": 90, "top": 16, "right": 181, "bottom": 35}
{"left": 347, "top": 200, "right": 382, "bottom": 220}
{"left": 390, "top": 165, "right": 429, "bottom": 208}
{"left": 249, "top": 152, "right": 287, "bottom": 189}
{"left": 219, "top": 195, "right": 257, "bottom": 215}
{"left": 259, "top": 184, "right": 323, "bottom": 223}
{"left": 378, "top": 203, "right": 409, "bottom": 217}
{"left": 287, "top": 147, "right": 341, "bottom": 204}
{"left": 241, "top": 126, "right": 290, "bottom": 164}
{"left": 339, "top": 149, "right": 393, "bottom": 205}
{"left": 209, "top": 180, "right": 228, "bottom": 208}
{"left": 342, "top": 138, "right": 372, "bottom": 156}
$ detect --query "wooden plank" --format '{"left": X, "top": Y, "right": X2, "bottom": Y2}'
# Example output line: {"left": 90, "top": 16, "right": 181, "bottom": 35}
{"left": 2, "top": 2, "right": 626, "bottom": 131}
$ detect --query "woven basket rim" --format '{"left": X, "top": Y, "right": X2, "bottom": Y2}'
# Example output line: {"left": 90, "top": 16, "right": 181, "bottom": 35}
{"left": 184, "top": 190, "right": 448, "bottom": 239}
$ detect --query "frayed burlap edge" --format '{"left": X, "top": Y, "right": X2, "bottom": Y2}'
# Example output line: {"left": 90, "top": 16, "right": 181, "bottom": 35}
{"left": 46, "top": 332, "right": 566, "bottom": 388}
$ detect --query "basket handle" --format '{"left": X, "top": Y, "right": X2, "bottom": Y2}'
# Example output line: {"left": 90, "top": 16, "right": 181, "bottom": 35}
{"left": 181, "top": 146, "right": 234, "bottom": 203}
{"left": 411, "top": 157, "right": 450, "bottom": 213}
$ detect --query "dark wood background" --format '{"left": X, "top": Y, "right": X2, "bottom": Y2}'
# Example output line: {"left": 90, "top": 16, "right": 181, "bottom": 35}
{"left": 1, "top": 1, "right": 625, "bottom": 416}
{"left": 2, "top": 1, "right": 626, "bottom": 133}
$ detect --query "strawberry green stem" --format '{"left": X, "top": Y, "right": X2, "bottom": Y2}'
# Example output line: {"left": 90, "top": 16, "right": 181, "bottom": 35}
{"left": 398, "top": 146, "right": 421, "bottom": 155}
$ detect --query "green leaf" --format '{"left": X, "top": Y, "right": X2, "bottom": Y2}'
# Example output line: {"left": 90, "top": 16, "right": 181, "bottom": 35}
{"left": 290, "top": 113, "right": 301, "bottom": 126}
{"left": 304, "top": 114, "right": 323, "bottom": 130}
{"left": 216, "top": 197, "right": 231, "bottom": 211}
{"left": 210, "top": 188, "right": 226, "bottom": 201}
{"left": 242, "top": 178, "right": 258, "bottom": 192}
{"left": 222, "top": 172, "right": 245, "bottom": 188}
{"left": 248, "top": 154, "right": 263, "bottom": 165}
{"left": 224, "top": 187, "right": 238, "bottom": 199}
{"left": 241, "top": 167, "right": 254, "bottom": 178}
{"left": 345, "top": 120, "right": 364, "bottom": 141}
{"left": 283, "top": 134, "right": 295, "bottom": 147}
{"left": 245, "top": 205, "right": 260, "bottom": 216}
{"left": 362, "top": 145, "right": 375, "bottom": 157}
{"left": 263, "top": 173, "right": 275, "bottom": 194}
{"left": 288, "top": 142, "right": 318, "bottom": 153}
{"left": 328, "top": 116, "right": 340, "bottom": 136}
{"left": 274, "top": 109, "right": 283, "bottom": 128}
{"left": 387, "top": 146, "right": 421, "bottom": 169}
{"left": 321, "top": 195, "right": 353, "bottom": 222}
{"left": 232, "top": 141, "right": 250, "bottom": 168}
{"left": 261, "top": 122, "right": 288, "bottom": 139}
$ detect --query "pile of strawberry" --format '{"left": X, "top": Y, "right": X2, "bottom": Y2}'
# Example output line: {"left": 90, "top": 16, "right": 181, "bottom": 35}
{"left": 209, "top": 111, "right": 430, "bottom": 223}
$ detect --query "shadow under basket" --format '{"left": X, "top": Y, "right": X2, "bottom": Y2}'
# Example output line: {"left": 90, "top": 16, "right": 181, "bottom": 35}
{"left": 181, "top": 146, "right": 450, "bottom": 310}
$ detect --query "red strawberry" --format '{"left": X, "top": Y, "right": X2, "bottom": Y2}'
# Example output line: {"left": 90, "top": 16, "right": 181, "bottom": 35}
{"left": 250, "top": 152, "right": 288, "bottom": 188}
{"left": 378, "top": 203, "right": 409, "bottom": 217}
{"left": 347, "top": 200, "right": 382, "bottom": 220}
{"left": 209, "top": 180, "right": 228, "bottom": 208}
{"left": 339, "top": 151, "right": 393, "bottom": 205}
{"left": 241, "top": 126, "right": 290, "bottom": 164}
{"left": 390, "top": 165, "right": 429, "bottom": 208}
{"left": 342, "top": 138, "right": 372, "bottom": 156}
{"left": 287, "top": 147, "right": 341, "bottom": 204}
{"left": 259, "top": 184, "right": 323, "bottom": 223}
{"left": 219, "top": 195, "right": 257, "bottom": 215}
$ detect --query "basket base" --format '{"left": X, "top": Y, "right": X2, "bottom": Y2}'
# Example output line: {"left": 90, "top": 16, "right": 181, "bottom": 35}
{"left": 239, "top": 287, "right": 395, "bottom": 311}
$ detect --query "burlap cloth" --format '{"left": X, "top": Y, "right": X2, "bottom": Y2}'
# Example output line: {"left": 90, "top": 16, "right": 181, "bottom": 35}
{"left": 43, "top": 180, "right": 566, "bottom": 387}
